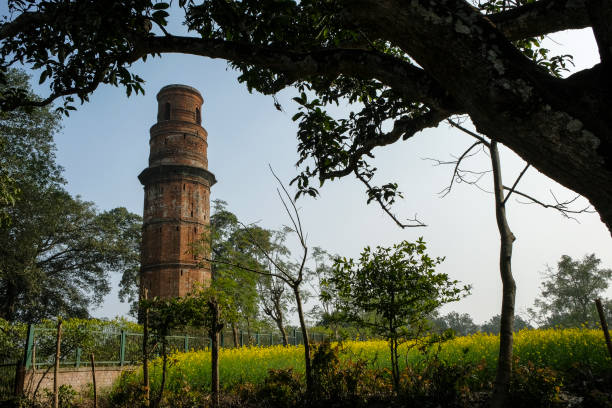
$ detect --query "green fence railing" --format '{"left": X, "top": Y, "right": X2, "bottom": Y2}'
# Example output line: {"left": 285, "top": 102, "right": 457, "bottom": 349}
{"left": 23, "top": 324, "right": 328, "bottom": 370}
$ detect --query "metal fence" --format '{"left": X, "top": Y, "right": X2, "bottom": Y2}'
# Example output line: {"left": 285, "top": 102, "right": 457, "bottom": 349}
{"left": 24, "top": 325, "right": 328, "bottom": 369}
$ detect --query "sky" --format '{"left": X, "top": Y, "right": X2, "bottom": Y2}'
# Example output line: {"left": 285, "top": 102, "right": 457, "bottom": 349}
{"left": 9, "top": 6, "right": 612, "bottom": 325}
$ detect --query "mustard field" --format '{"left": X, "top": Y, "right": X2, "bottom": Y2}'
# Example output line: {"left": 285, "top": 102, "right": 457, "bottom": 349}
{"left": 132, "top": 328, "right": 611, "bottom": 392}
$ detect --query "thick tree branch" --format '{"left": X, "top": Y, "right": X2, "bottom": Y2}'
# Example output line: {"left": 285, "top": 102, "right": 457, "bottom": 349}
{"left": 139, "top": 36, "right": 454, "bottom": 110}
{"left": 584, "top": 0, "right": 612, "bottom": 66}
{"left": 489, "top": 0, "right": 590, "bottom": 40}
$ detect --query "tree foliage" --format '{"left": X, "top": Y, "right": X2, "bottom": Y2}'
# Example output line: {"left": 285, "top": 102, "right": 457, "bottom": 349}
{"left": 0, "top": 68, "right": 142, "bottom": 322}
{"left": 529, "top": 254, "right": 612, "bottom": 328}
{"left": 430, "top": 311, "right": 480, "bottom": 337}
{"left": 480, "top": 314, "right": 532, "bottom": 334}
{"left": 331, "top": 238, "right": 470, "bottom": 389}
{"left": 1, "top": 0, "right": 612, "bottom": 233}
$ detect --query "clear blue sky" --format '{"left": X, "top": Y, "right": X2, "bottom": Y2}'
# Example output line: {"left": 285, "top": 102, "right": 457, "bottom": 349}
{"left": 9, "top": 5, "right": 612, "bottom": 325}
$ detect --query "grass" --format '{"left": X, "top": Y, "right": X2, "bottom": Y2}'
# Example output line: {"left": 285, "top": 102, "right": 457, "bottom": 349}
{"left": 124, "top": 328, "right": 611, "bottom": 393}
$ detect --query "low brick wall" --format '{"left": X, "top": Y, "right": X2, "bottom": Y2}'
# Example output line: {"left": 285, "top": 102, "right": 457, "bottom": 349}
{"left": 25, "top": 366, "right": 135, "bottom": 395}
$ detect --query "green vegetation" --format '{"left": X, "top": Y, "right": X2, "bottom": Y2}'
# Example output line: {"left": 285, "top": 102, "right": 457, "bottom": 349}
{"left": 529, "top": 254, "right": 612, "bottom": 328}
{"left": 331, "top": 239, "right": 470, "bottom": 389}
{"left": 0, "top": 69, "right": 142, "bottom": 322}
{"left": 109, "top": 328, "right": 611, "bottom": 407}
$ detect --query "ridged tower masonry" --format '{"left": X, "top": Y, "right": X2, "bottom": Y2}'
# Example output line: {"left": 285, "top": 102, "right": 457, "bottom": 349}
{"left": 139, "top": 84, "right": 216, "bottom": 299}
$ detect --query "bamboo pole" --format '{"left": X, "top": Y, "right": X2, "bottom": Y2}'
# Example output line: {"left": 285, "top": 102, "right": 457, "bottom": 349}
{"left": 595, "top": 298, "right": 612, "bottom": 359}
{"left": 90, "top": 353, "right": 97, "bottom": 408}
{"left": 143, "top": 288, "right": 150, "bottom": 407}
{"left": 53, "top": 319, "right": 63, "bottom": 408}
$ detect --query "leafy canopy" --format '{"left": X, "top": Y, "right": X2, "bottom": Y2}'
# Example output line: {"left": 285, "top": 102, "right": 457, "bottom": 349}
{"left": 529, "top": 254, "right": 612, "bottom": 328}
{"left": 0, "top": 68, "right": 142, "bottom": 322}
{"left": 331, "top": 238, "right": 470, "bottom": 341}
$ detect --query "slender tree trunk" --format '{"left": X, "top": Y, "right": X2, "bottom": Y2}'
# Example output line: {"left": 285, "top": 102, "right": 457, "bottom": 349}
{"left": 231, "top": 323, "right": 239, "bottom": 348}
{"left": 246, "top": 317, "right": 252, "bottom": 345}
{"left": 210, "top": 301, "right": 220, "bottom": 408}
{"left": 292, "top": 286, "right": 312, "bottom": 392}
{"left": 53, "top": 319, "right": 62, "bottom": 408}
{"left": 90, "top": 353, "right": 97, "bottom": 408}
{"left": 274, "top": 317, "right": 289, "bottom": 346}
{"left": 153, "top": 343, "right": 167, "bottom": 408}
{"left": 489, "top": 141, "right": 517, "bottom": 408}
{"left": 388, "top": 339, "right": 401, "bottom": 392}
{"left": 272, "top": 301, "right": 289, "bottom": 346}
{"left": 142, "top": 289, "right": 150, "bottom": 408}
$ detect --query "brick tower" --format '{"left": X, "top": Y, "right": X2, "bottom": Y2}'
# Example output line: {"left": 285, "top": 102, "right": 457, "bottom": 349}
{"left": 139, "top": 84, "right": 216, "bottom": 299}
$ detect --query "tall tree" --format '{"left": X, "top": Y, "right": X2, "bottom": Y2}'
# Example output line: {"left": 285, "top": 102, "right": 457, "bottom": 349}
{"left": 309, "top": 247, "right": 344, "bottom": 340}
{"left": 2, "top": 0, "right": 612, "bottom": 235}
{"left": 480, "top": 314, "right": 532, "bottom": 334}
{"left": 257, "top": 231, "right": 293, "bottom": 346}
{"left": 201, "top": 172, "right": 317, "bottom": 392}
{"left": 529, "top": 254, "right": 612, "bottom": 328}
{"left": 431, "top": 311, "right": 480, "bottom": 337}
{"left": 0, "top": 69, "right": 142, "bottom": 322}
{"left": 206, "top": 199, "right": 269, "bottom": 345}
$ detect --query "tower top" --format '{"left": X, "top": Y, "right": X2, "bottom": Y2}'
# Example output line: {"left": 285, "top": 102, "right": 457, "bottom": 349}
{"left": 157, "top": 84, "right": 203, "bottom": 101}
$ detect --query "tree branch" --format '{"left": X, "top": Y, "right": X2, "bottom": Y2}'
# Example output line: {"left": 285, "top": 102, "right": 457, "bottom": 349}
{"left": 502, "top": 163, "right": 530, "bottom": 205}
{"left": 140, "top": 36, "right": 453, "bottom": 110}
{"left": 353, "top": 168, "right": 427, "bottom": 228}
{"left": 489, "top": 0, "right": 590, "bottom": 40}
{"left": 322, "top": 108, "right": 449, "bottom": 180}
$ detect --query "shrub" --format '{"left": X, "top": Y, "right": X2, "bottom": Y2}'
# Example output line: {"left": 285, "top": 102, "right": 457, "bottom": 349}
{"left": 509, "top": 361, "right": 562, "bottom": 408}
{"left": 255, "top": 369, "right": 303, "bottom": 408}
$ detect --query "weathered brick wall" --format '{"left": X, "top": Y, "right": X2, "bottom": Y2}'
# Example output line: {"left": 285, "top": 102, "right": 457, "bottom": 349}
{"left": 139, "top": 84, "right": 215, "bottom": 299}
{"left": 25, "top": 366, "right": 134, "bottom": 395}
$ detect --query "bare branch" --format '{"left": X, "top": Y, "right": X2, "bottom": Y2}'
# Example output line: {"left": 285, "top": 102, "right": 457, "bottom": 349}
{"left": 269, "top": 165, "right": 308, "bottom": 282}
{"left": 447, "top": 119, "right": 491, "bottom": 147}
{"left": 502, "top": 163, "right": 530, "bottom": 205}
{"left": 504, "top": 188, "right": 595, "bottom": 220}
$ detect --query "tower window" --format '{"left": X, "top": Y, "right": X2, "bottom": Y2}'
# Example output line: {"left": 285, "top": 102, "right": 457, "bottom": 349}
{"left": 195, "top": 107, "right": 201, "bottom": 125}
{"left": 176, "top": 226, "right": 179, "bottom": 231}
{"left": 194, "top": 227, "right": 197, "bottom": 233}
{"left": 164, "top": 102, "right": 171, "bottom": 120}
{"left": 183, "top": 184, "right": 185, "bottom": 191}
{"left": 191, "top": 210, "right": 193, "bottom": 217}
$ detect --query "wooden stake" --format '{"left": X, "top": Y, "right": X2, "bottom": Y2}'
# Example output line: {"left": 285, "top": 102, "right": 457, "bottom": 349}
{"left": 595, "top": 298, "right": 612, "bottom": 359}
{"left": 53, "top": 319, "right": 62, "bottom": 408}
{"left": 143, "top": 288, "right": 150, "bottom": 407}
{"left": 90, "top": 353, "right": 97, "bottom": 408}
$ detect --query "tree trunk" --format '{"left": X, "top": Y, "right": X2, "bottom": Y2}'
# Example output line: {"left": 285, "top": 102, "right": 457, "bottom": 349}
{"left": 292, "top": 286, "right": 312, "bottom": 392}
{"left": 246, "top": 317, "right": 252, "bottom": 345}
{"left": 90, "top": 353, "right": 97, "bottom": 408}
{"left": 489, "top": 141, "right": 517, "bottom": 408}
{"left": 53, "top": 319, "right": 62, "bottom": 408}
{"left": 153, "top": 342, "right": 167, "bottom": 408}
{"left": 274, "top": 317, "right": 289, "bottom": 346}
{"left": 210, "top": 302, "right": 220, "bottom": 408}
{"left": 1, "top": 282, "right": 17, "bottom": 321}
{"left": 142, "top": 289, "right": 150, "bottom": 408}
{"left": 272, "top": 301, "right": 289, "bottom": 346}
{"left": 231, "top": 323, "right": 239, "bottom": 348}
{"left": 389, "top": 337, "right": 401, "bottom": 392}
